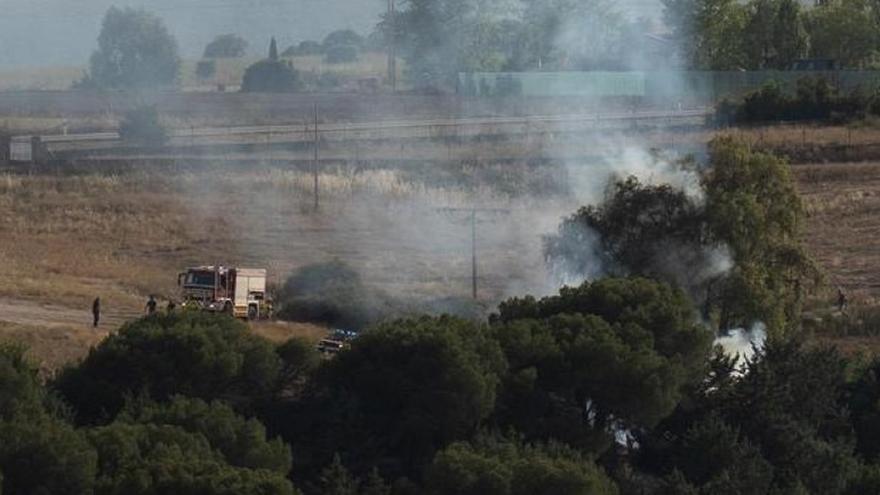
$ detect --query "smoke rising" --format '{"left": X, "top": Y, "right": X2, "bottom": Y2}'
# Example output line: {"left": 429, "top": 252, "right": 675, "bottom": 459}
{"left": 714, "top": 322, "right": 768, "bottom": 363}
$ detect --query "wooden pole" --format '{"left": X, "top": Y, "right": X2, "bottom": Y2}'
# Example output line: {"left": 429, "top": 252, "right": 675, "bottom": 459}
{"left": 313, "top": 103, "right": 319, "bottom": 211}
{"left": 471, "top": 208, "right": 477, "bottom": 300}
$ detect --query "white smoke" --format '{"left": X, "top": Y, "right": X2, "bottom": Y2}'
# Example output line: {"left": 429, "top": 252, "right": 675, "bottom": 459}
{"left": 714, "top": 322, "right": 768, "bottom": 363}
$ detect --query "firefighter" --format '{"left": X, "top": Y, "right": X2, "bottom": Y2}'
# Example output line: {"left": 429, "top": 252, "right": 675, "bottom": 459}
{"left": 837, "top": 287, "right": 848, "bottom": 314}
{"left": 166, "top": 300, "right": 176, "bottom": 314}
{"left": 92, "top": 297, "right": 100, "bottom": 328}
{"left": 145, "top": 295, "right": 158, "bottom": 315}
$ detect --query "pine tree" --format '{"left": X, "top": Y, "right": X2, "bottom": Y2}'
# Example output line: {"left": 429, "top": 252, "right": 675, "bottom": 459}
{"left": 269, "top": 37, "right": 279, "bottom": 61}
{"left": 318, "top": 454, "right": 358, "bottom": 495}
{"left": 361, "top": 468, "right": 391, "bottom": 495}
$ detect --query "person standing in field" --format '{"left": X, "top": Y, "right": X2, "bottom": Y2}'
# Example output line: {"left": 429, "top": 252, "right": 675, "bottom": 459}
{"left": 145, "top": 295, "right": 157, "bottom": 315}
{"left": 92, "top": 297, "right": 101, "bottom": 328}
{"left": 837, "top": 287, "right": 848, "bottom": 314}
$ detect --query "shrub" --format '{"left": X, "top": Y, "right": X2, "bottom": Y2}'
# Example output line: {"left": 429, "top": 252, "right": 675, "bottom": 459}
{"left": 54, "top": 312, "right": 282, "bottom": 424}
{"left": 119, "top": 106, "right": 168, "bottom": 145}
{"left": 241, "top": 59, "right": 302, "bottom": 93}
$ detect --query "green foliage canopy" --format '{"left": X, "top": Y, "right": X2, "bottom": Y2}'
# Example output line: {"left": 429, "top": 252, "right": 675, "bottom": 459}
{"left": 54, "top": 312, "right": 282, "bottom": 424}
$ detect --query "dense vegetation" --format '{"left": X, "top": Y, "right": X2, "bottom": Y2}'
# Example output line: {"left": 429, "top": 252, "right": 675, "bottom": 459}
{"left": 373, "top": 0, "right": 880, "bottom": 89}
{"left": 664, "top": 0, "right": 880, "bottom": 70}
{"left": 718, "top": 77, "right": 880, "bottom": 124}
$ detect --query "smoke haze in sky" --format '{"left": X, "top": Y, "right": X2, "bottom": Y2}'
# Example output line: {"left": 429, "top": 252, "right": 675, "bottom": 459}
{"left": 0, "top": 0, "right": 665, "bottom": 69}
{"left": 0, "top": 0, "right": 383, "bottom": 68}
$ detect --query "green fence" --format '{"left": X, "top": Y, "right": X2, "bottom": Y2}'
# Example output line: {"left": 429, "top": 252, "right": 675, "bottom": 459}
{"left": 458, "top": 71, "right": 880, "bottom": 103}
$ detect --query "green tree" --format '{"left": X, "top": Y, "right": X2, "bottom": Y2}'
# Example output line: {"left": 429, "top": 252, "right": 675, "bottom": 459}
{"left": 493, "top": 278, "right": 712, "bottom": 452}
{"left": 0, "top": 343, "right": 98, "bottom": 495}
{"left": 704, "top": 137, "right": 818, "bottom": 335}
{"left": 773, "top": 0, "right": 809, "bottom": 68}
{"left": 663, "top": 0, "right": 749, "bottom": 69}
{"left": 807, "top": 0, "right": 879, "bottom": 68}
{"left": 120, "top": 396, "right": 292, "bottom": 474}
{"left": 640, "top": 340, "right": 857, "bottom": 494}
{"left": 276, "top": 337, "right": 321, "bottom": 396}
{"left": 543, "top": 175, "right": 716, "bottom": 303}
{"left": 0, "top": 342, "right": 46, "bottom": 421}
{"left": 361, "top": 468, "right": 391, "bottom": 495}
{"left": 317, "top": 454, "right": 359, "bottom": 495}
{"left": 204, "top": 34, "right": 248, "bottom": 58}
{"left": 0, "top": 418, "right": 98, "bottom": 495}
{"left": 88, "top": 422, "right": 297, "bottom": 495}
{"left": 54, "top": 312, "right": 283, "bottom": 424}
{"left": 88, "top": 7, "right": 180, "bottom": 89}
{"left": 287, "top": 316, "right": 506, "bottom": 477}
{"left": 269, "top": 37, "right": 279, "bottom": 62}
{"left": 425, "top": 435, "right": 618, "bottom": 495}
{"left": 241, "top": 59, "right": 302, "bottom": 93}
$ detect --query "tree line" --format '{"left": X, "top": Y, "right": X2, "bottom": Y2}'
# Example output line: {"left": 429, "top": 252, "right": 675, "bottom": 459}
{"left": 77, "top": 1, "right": 880, "bottom": 92}
{"left": 664, "top": 0, "right": 880, "bottom": 70}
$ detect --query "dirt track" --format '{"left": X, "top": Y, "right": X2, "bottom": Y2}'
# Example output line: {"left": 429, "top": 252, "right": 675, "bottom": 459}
{"left": 0, "top": 297, "right": 136, "bottom": 330}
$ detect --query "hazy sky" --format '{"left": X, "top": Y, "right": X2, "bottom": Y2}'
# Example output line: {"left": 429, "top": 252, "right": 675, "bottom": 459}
{"left": 0, "top": 0, "right": 663, "bottom": 69}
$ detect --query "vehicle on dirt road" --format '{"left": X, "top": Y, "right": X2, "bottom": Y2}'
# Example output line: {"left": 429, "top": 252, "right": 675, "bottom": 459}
{"left": 178, "top": 266, "right": 272, "bottom": 320}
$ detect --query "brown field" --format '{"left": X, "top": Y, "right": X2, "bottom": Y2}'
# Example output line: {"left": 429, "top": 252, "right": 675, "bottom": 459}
{"left": 794, "top": 162, "right": 880, "bottom": 303}
{"left": 3, "top": 126, "right": 880, "bottom": 369}
{"left": 0, "top": 163, "right": 564, "bottom": 370}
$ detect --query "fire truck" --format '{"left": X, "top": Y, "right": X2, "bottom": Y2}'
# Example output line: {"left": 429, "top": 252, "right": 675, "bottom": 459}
{"left": 178, "top": 266, "right": 272, "bottom": 320}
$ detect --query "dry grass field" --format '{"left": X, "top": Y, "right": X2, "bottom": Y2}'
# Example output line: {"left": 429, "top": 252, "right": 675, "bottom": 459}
{"left": 795, "top": 162, "right": 880, "bottom": 302}
{"left": 4, "top": 126, "right": 880, "bottom": 369}
{"left": 0, "top": 165, "right": 564, "bottom": 370}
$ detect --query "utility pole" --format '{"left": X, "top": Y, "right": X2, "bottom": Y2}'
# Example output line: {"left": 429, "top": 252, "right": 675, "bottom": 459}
{"left": 313, "top": 103, "right": 320, "bottom": 211}
{"left": 438, "top": 207, "right": 510, "bottom": 300}
{"left": 387, "top": 0, "right": 397, "bottom": 92}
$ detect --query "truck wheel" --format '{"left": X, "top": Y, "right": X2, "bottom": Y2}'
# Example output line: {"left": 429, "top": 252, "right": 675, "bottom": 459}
{"left": 247, "top": 305, "right": 258, "bottom": 321}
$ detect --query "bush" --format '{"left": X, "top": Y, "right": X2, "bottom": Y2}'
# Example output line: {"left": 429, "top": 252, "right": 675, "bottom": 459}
{"left": 88, "top": 422, "right": 298, "bottom": 495}
{"left": 241, "top": 59, "right": 302, "bottom": 93}
{"left": 120, "top": 396, "right": 292, "bottom": 473}
{"left": 119, "top": 106, "right": 168, "bottom": 145}
{"left": 719, "top": 77, "right": 876, "bottom": 124}
{"left": 281, "top": 316, "right": 506, "bottom": 478}
{"left": 54, "top": 312, "right": 282, "bottom": 424}
{"left": 426, "top": 436, "right": 618, "bottom": 495}
{"left": 324, "top": 44, "right": 359, "bottom": 64}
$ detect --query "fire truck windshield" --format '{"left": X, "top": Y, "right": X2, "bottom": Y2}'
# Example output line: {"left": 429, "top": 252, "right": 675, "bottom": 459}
{"left": 186, "top": 271, "right": 216, "bottom": 286}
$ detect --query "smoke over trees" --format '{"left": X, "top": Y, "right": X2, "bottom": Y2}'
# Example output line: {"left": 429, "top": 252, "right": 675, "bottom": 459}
{"left": 545, "top": 138, "right": 816, "bottom": 337}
